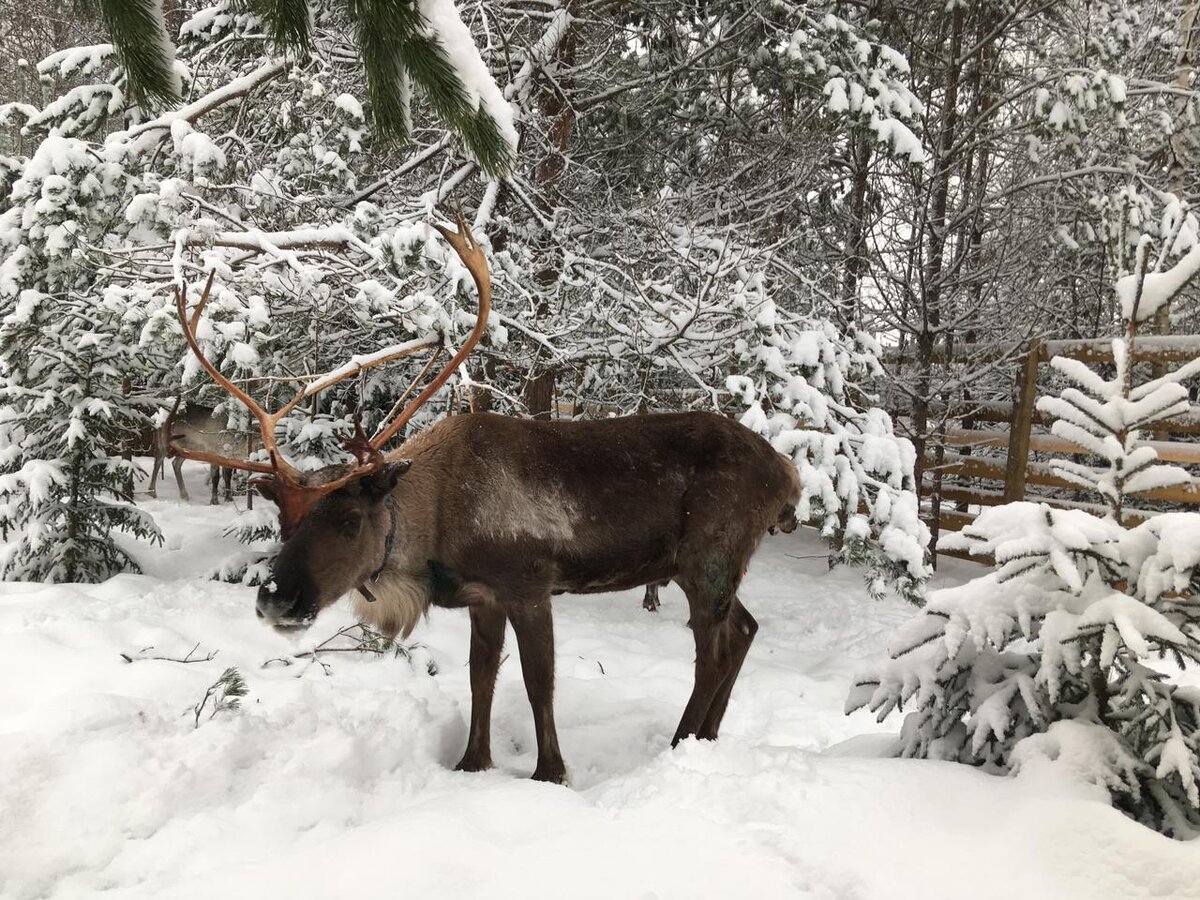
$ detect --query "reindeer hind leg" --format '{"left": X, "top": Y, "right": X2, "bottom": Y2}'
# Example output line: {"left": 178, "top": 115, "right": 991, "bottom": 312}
{"left": 672, "top": 559, "right": 747, "bottom": 747}
{"left": 671, "top": 512, "right": 758, "bottom": 745}
{"left": 505, "top": 592, "right": 566, "bottom": 784}
{"left": 697, "top": 600, "right": 757, "bottom": 740}
{"left": 148, "top": 454, "right": 161, "bottom": 499}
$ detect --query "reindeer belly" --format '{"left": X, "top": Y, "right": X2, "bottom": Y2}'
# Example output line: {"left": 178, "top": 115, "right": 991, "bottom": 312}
{"left": 552, "top": 537, "right": 675, "bottom": 595}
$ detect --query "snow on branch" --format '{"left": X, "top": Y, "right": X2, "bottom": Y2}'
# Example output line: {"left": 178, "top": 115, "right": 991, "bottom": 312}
{"left": 1116, "top": 239, "right": 1200, "bottom": 323}
{"left": 108, "top": 60, "right": 287, "bottom": 152}
{"left": 37, "top": 44, "right": 116, "bottom": 80}
{"left": 302, "top": 335, "right": 440, "bottom": 397}
{"left": 171, "top": 226, "right": 380, "bottom": 280}
{"left": 417, "top": 0, "right": 518, "bottom": 153}
{"left": 197, "top": 227, "right": 371, "bottom": 254}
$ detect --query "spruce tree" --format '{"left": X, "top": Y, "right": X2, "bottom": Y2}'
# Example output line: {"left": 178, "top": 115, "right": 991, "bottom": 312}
{"left": 727, "top": 311, "right": 930, "bottom": 604}
{"left": 848, "top": 236, "right": 1200, "bottom": 836}
{"left": 0, "top": 289, "right": 162, "bottom": 581}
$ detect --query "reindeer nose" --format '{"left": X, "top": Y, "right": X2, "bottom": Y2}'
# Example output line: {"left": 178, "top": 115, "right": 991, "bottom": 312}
{"left": 256, "top": 580, "right": 294, "bottom": 619}
{"left": 256, "top": 578, "right": 314, "bottom": 632}
{"left": 256, "top": 584, "right": 278, "bottom": 619}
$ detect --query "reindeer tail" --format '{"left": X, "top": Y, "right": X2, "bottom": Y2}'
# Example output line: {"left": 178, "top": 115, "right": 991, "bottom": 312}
{"left": 772, "top": 504, "right": 799, "bottom": 534}
{"left": 770, "top": 461, "right": 802, "bottom": 534}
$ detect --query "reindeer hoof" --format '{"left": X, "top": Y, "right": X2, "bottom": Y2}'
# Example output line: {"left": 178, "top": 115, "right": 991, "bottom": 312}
{"left": 531, "top": 762, "right": 566, "bottom": 785}
{"left": 455, "top": 753, "right": 492, "bottom": 773}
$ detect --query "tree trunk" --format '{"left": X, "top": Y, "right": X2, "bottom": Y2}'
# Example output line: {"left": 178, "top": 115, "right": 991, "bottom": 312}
{"left": 525, "top": 368, "right": 555, "bottom": 420}
{"left": 839, "top": 132, "right": 872, "bottom": 329}
{"left": 911, "top": 5, "right": 965, "bottom": 526}
{"left": 524, "top": 0, "right": 579, "bottom": 418}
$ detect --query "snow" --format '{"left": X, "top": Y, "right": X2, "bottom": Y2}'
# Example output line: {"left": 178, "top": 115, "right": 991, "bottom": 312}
{"left": 824, "top": 77, "right": 849, "bottom": 113}
{"left": 416, "top": 0, "right": 519, "bottom": 154}
{"left": 1107, "top": 74, "right": 1128, "bottom": 105}
{"left": 108, "top": 60, "right": 287, "bottom": 155}
{"left": 1115, "top": 241, "right": 1200, "bottom": 322}
{"left": 3, "top": 464, "right": 1200, "bottom": 898}
{"left": 37, "top": 44, "right": 115, "bottom": 80}
{"left": 869, "top": 113, "right": 924, "bottom": 163}
{"left": 1125, "top": 513, "right": 1200, "bottom": 601}
{"left": 505, "top": 10, "right": 573, "bottom": 105}
{"left": 333, "top": 93, "right": 364, "bottom": 121}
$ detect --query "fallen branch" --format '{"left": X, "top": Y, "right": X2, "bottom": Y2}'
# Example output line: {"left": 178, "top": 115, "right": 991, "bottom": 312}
{"left": 261, "top": 623, "right": 435, "bottom": 676}
{"left": 120, "top": 642, "right": 218, "bottom": 664}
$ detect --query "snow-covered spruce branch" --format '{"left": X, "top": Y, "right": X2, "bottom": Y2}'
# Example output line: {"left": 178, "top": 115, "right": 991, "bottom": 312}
{"left": 190, "top": 667, "right": 248, "bottom": 728}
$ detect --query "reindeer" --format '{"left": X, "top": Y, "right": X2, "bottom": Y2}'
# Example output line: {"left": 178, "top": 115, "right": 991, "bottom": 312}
{"left": 169, "top": 215, "right": 800, "bottom": 784}
{"left": 147, "top": 403, "right": 252, "bottom": 505}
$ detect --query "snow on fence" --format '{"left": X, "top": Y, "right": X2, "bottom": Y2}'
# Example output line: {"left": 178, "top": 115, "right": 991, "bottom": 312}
{"left": 888, "top": 336, "right": 1200, "bottom": 560}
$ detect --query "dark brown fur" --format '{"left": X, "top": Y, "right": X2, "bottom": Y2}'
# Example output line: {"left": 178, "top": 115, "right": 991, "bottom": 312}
{"left": 257, "top": 411, "right": 800, "bottom": 784}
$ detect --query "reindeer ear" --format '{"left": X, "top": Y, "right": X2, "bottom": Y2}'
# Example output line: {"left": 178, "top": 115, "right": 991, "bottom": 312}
{"left": 364, "top": 459, "right": 411, "bottom": 498}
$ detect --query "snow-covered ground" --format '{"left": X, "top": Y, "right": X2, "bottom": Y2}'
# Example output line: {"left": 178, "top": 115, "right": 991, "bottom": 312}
{"left": 3, "top": 463, "right": 1200, "bottom": 899}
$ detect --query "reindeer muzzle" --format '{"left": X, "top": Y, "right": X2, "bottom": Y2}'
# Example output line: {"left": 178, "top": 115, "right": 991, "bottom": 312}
{"left": 256, "top": 581, "right": 316, "bottom": 633}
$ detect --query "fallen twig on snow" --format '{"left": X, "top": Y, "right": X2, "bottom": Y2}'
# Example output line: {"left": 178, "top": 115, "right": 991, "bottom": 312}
{"left": 120, "top": 642, "right": 218, "bottom": 664}
{"left": 261, "top": 623, "right": 436, "bottom": 676}
{"left": 190, "top": 667, "right": 248, "bottom": 728}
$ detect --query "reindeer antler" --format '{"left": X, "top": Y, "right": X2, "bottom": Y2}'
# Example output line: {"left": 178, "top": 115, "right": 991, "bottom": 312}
{"left": 371, "top": 210, "right": 493, "bottom": 455}
{"left": 170, "top": 271, "right": 304, "bottom": 480}
{"left": 169, "top": 212, "right": 491, "bottom": 535}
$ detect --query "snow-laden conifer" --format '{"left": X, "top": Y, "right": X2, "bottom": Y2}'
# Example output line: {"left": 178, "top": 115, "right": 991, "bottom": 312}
{"left": 0, "top": 287, "right": 162, "bottom": 581}
{"left": 849, "top": 230, "right": 1200, "bottom": 836}
{"left": 728, "top": 316, "right": 930, "bottom": 603}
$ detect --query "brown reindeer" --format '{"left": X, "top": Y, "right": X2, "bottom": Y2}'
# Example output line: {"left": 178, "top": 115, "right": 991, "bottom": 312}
{"left": 169, "top": 215, "right": 800, "bottom": 784}
{"left": 148, "top": 403, "right": 252, "bottom": 504}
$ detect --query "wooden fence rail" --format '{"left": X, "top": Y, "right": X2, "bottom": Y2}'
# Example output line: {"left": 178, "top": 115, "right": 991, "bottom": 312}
{"left": 888, "top": 336, "right": 1200, "bottom": 561}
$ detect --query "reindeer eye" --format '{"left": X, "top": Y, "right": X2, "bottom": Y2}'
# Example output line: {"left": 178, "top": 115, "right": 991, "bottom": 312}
{"left": 340, "top": 513, "right": 363, "bottom": 535}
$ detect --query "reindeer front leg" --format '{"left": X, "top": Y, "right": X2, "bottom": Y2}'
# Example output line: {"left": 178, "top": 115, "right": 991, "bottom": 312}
{"left": 456, "top": 603, "right": 507, "bottom": 773}
{"left": 506, "top": 595, "right": 565, "bottom": 784}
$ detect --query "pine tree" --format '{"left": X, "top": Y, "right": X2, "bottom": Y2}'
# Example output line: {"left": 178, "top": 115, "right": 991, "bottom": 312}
{"left": 81, "top": 0, "right": 516, "bottom": 176}
{"left": 848, "top": 235, "right": 1200, "bottom": 837}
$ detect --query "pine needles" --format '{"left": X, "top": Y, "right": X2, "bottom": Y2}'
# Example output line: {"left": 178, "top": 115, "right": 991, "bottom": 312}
{"left": 82, "top": 0, "right": 181, "bottom": 109}
{"left": 191, "top": 667, "right": 249, "bottom": 728}
{"left": 87, "top": 0, "right": 515, "bottom": 176}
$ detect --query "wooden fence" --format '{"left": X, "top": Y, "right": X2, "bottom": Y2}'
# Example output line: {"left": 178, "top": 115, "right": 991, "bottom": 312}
{"left": 891, "top": 335, "right": 1200, "bottom": 557}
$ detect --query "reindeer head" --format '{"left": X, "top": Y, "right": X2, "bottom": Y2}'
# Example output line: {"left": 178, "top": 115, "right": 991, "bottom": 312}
{"left": 170, "top": 214, "right": 491, "bottom": 633}
{"left": 254, "top": 458, "right": 412, "bottom": 630}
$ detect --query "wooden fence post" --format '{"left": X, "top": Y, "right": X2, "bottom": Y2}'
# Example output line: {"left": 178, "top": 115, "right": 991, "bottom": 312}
{"left": 1003, "top": 338, "right": 1043, "bottom": 502}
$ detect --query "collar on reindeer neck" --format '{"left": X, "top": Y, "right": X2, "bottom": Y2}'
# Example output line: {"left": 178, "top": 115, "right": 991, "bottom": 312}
{"left": 357, "top": 497, "right": 398, "bottom": 604}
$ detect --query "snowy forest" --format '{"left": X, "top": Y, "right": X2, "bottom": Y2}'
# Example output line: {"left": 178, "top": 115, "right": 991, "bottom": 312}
{"left": 4, "top": 0, "right": 1200, "bottom": 896}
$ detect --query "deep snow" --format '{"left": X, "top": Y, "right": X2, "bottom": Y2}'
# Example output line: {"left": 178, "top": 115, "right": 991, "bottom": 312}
{"left": 3, "top": 462, "right": 1200, "bottom": 899}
